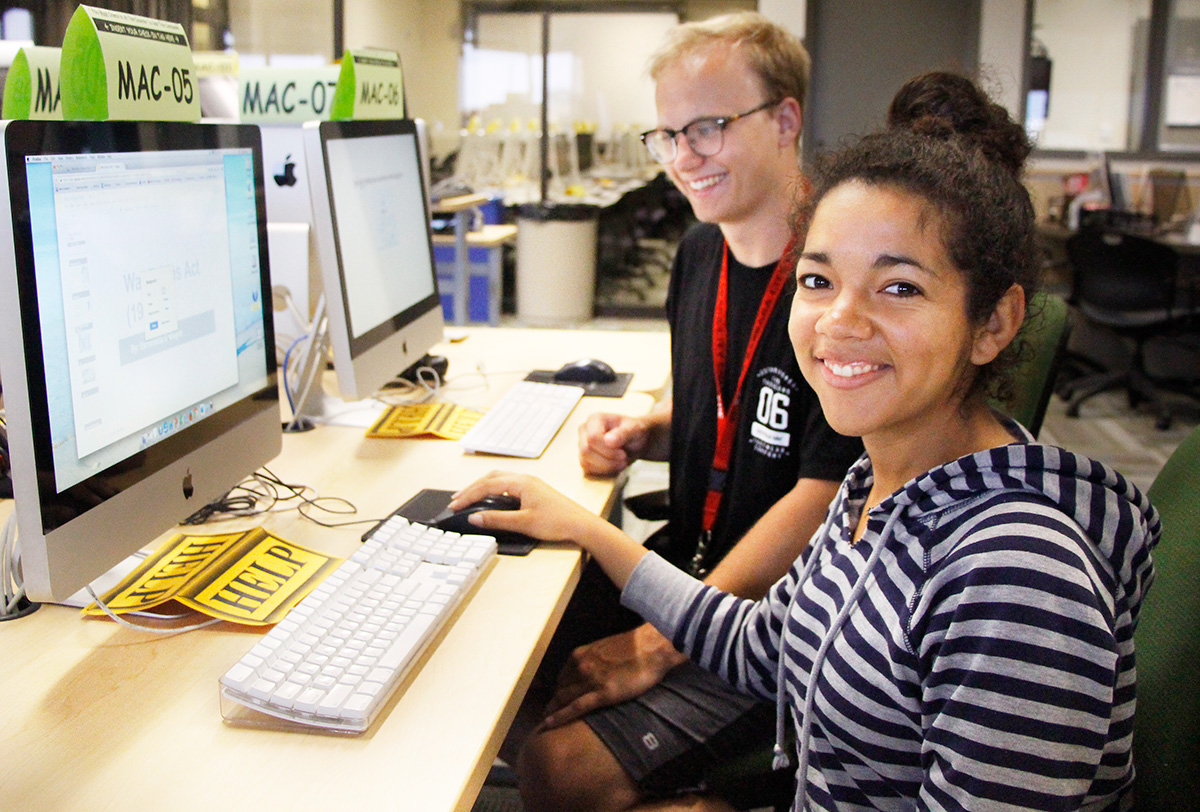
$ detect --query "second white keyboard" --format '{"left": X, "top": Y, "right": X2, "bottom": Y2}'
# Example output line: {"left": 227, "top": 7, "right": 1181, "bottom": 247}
{"left": 459, "top": 380, "right": 584, "bottom": 458}
{"left": 218, "top": 517, "right": 497, "bottom": 734}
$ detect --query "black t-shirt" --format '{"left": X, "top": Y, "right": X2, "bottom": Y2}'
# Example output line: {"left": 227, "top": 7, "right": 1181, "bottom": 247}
{"left": 663, "top": 223, "right": 863, "bottom": 574}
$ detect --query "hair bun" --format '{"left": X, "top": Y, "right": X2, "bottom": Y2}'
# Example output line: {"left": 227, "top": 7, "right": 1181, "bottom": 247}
{"left": 887, "top": 72, "right": 1030, "bottom": 177}
{"left": 907, "top": 114, "right": 956, "bottom": 140}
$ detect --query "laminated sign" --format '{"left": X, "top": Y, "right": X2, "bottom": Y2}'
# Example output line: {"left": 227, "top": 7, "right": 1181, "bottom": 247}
{"left": 59, "top": 4, "right": 199, "bottom": 121}
{"left": 1, "top": 46, "right": 63, "bottom": 120}
{"left": 239, "top": 66, "right": 340, "bottom": 124}
{"left": 330, "top": 48, "right": 405, "bottom": 120}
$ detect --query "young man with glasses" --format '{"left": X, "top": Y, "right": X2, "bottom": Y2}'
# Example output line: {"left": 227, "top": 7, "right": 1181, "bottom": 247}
{"left": 515, "top": 12, "right": 863, "bottom": 812}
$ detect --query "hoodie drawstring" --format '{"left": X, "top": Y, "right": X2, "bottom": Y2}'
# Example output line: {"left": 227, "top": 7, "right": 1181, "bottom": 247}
{"left": 785, "top": 504, "right": 904, "bottom": 811}
{"left": 771, "top": 505, "right": 839, "bottom": 772}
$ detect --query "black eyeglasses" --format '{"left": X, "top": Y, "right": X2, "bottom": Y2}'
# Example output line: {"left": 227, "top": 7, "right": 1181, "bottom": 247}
{"left": 640, "top": 99, "right": 781, "bottom": 163}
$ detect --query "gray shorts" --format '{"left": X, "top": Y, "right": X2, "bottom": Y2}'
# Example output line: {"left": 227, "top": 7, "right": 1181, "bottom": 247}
{"left": 583, "top": 660, "right": 782, "bottom": 801}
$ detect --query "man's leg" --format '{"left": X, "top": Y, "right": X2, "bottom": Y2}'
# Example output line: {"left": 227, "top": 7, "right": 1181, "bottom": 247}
{"left": 499, "top": 559, "right": 643, "bottom": 765}
{"left": 518, "top": 721, "right": 740, "bottom": 812}
{"left": 518, "top": 663, "right": 787, "bottom": 812}
{"left": 518, "top": 717, "right": 642, "bottom": 812}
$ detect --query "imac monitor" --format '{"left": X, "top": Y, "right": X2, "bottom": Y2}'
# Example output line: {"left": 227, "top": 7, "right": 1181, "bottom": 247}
{"left": 0, "top": 120, "right": 280, "bottom": 603}
{"left": 298, "top": 118, "right": 442, "bottom": 416}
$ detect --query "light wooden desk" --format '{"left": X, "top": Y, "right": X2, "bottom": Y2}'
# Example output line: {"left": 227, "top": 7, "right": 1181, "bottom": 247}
{"left": 0, "top": 326, "right": 669, "bottom": 812}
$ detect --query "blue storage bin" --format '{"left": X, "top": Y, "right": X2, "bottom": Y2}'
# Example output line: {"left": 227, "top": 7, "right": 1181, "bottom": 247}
{"left": 437, "top": 268, "right": 493, "bottom": 323}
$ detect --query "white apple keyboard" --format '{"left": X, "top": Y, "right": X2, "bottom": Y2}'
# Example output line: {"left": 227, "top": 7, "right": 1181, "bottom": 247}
{"left": 218, "top": 516, "right": 496, "bottom": 733}
{"left": 459, "top": 380, "right": 584, "bottom": 458}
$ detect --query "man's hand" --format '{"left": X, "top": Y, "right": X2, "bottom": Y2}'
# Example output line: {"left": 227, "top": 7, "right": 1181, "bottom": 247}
{"left": 540, "top": 623, "right": 688, "bottom": 729}
{"left": 577, "top": 413, "right": 653, "bottom": 476}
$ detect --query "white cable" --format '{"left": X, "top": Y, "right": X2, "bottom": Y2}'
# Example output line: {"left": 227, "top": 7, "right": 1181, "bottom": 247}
{"left": 1, "top": 512, "right": 25, "bottom": 616}
{"left": 373, "top": 363, "right": 444, "bottom": 406}
{"left": 84, "top": 586, "right": 222, "bottom": 635}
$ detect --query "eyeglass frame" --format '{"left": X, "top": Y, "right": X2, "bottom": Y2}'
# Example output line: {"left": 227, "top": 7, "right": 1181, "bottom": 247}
{"left": 639, "top": 99, "right": 783, "bottom": 163}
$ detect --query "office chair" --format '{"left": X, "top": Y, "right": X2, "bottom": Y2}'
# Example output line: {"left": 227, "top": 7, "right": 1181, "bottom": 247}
{"left": 1147, "top": 168, "right": 1190, "bottom": 230}
{"left": 995, "top": 291, "right": 1072, "bottom": 437}
{"left": 1133, "top": 423, "right": 1200, "bottom": 809}
{"left": 1061, "top": 229, "right": 1200, "bottom": 430}
{"left": 595, "top": 174, "right": 686, "bottom": 307}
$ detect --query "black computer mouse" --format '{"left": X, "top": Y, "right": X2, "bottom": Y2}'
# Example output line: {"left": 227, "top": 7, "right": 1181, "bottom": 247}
{"left": 434, "top": 493, "right": 522, "bottom": 537}
{"left": 553, "top": 358, "right": 617, "bottom": 384}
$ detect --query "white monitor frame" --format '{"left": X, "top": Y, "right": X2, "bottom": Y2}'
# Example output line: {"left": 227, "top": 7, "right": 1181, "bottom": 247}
{"left": 295, "top": 118, "right": 442, "bottom": 423}
{"left": 0, "top": 120, "right": 281, "bottom": 604}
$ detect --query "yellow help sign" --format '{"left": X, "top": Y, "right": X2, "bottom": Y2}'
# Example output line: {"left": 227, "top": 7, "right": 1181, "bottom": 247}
{"left": 60, "top": 5, "right": 199, "bottom": 121}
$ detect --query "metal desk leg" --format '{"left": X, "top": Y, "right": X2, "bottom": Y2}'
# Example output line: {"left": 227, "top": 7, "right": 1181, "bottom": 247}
{"left": 486, "top": 245, "right": 503, "bottom": 326}
{"left": 452, "top": 210, "right": 469, "bottom": 326}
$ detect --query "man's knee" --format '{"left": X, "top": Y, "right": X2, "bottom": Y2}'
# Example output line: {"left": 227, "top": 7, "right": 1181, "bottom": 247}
{"left": 518, "top": 720, "right": 638, "bottom": 812}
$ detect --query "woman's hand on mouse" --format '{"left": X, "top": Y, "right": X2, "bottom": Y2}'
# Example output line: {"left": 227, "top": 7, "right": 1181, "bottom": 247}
{"left": 450, "top": 472, "right": 605, "bottom": 543}
{"left": 450, "top": 472, "right": 648, "bottom": 588}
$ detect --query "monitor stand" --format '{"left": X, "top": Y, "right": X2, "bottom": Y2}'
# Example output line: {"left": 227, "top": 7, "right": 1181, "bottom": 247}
{"left": 284, "top": 295, "right": 336, "bottom": 433}
{"left": 1, "top": 516, "right": 41, "bottom": 621}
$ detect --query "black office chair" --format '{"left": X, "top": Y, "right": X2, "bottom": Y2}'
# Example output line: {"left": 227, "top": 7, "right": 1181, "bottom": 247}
{"left": 1061, "top": 230, "right": 1200, "bottom": 430}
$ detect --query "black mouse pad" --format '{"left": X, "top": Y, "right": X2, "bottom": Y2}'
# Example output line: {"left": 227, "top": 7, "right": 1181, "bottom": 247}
{"left": 363, "top": 488, "right": 536, "bottom": 556}
{"left": 523, "top": 370, "right": 632, "bottom": 398}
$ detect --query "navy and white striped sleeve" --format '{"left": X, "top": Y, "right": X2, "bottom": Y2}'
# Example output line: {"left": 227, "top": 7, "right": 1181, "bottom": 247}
{"left": 914, "top": 502, "right": 1129, "bottom": 808}
{"left": 622, "top": 551, "right": 794, "bottom": 702}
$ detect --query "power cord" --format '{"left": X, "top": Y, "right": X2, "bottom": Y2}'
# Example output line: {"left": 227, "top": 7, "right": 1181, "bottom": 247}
{"left": 1, "top": 512, "right": 31, "bottom": 619}
{"left": 182, "top": 467, "right": 384, "bottom": 530}
{"left": 84, "top": 585, "right": 222, "bottom": 635}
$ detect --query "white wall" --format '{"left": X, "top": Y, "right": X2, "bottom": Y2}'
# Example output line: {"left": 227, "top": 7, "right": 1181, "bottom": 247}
{"left": 465, "top": 12, "right": 675, "bottom": 140}
{"left": 227, "top": 0, "right": 332, "bottom": 63}
{"left": 222, "top": 0, "right": 1044, "bottom": 157}
{"left": 758, "top": 0, "right": 805, "bottom": 38}
{"left": 549, "top": 12, "right": 676, "bottom": 136}
{"left": 344, "top": 1, "right": 462, "bottom": 155}
{"left": 979, "top": 0, "right": 1028, "bottom": 118}
{"left": 1034, "top": 0, "right": 1148, "bottom": 150}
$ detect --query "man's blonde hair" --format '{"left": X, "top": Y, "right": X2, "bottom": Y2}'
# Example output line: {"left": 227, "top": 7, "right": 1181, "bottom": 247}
{"left": 648, "top": 11, "right": 810, "bottom": 114}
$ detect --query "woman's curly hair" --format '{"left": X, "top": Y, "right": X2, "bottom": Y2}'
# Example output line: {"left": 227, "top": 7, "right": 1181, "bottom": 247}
{"left": 792, "top": 72, "right": 1040, "bottom": 408}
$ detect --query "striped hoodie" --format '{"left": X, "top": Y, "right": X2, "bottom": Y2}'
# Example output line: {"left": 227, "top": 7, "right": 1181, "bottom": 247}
{"left": 622, "top": 433, "right": 1159, "bottom": 811}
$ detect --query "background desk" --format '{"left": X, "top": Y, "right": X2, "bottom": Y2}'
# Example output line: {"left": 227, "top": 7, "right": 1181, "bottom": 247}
{"left": 0, "top": 327, "right": 670, "bottom": 812}
{"left": 434, "top": 224, "right": 518, "bottom": 326}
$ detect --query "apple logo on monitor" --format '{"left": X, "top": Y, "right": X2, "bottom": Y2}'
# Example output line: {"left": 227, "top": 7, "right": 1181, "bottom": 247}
{"left": 274, "top": 154, "right": 297, "bottom": 187}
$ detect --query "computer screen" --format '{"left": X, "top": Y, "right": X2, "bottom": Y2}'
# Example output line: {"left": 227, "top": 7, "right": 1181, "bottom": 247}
{"left": 294, "top": 118, "right": 442, "bottom": 422}
{"left": 0, "top": 120, "right": 280, "bottom": 603}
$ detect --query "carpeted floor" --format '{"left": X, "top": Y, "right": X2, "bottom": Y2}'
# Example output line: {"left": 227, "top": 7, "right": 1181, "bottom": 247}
{"left": 1039, "top": 389, "right": 1198, "bottom": 494}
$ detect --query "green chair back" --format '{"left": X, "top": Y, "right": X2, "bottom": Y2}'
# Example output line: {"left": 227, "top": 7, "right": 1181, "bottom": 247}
{"left": 1135, "top": 424, "right": 1200, "bottom": 809}
{"left": 992, "top": 290, "right": 1071, "bottom": 437}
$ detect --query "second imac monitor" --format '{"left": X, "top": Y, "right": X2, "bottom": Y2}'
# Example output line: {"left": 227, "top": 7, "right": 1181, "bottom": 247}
{"left": 299, "top": 118, "right": 443, "bottom": 419}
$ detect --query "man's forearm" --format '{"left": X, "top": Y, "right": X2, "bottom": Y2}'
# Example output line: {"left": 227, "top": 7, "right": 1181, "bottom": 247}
{"left": 634, "top": 397, "right": 673, "bottom": 462}
{"left": 702, "top": 478, "right": 841, "bottom": 599}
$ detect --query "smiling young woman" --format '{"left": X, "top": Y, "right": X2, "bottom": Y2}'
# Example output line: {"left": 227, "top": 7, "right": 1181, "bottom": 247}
{"left": 454, "top": 72, "right": 1160, "bottom": 812}
{"left": 788, "top": 179, "right": 1024, "bottom": 510}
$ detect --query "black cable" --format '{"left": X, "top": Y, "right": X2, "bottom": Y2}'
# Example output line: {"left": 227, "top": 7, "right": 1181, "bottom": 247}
{"left": 181, "top": 467, "right": 385, "bottom": 530}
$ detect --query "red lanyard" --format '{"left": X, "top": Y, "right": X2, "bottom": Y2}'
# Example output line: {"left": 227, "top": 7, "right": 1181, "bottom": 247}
{"left": 701, "top": 240, "right": 794, "bottom": 532}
